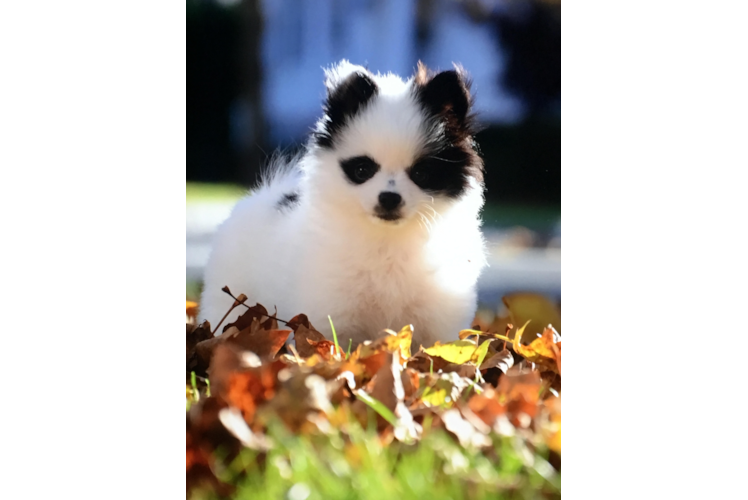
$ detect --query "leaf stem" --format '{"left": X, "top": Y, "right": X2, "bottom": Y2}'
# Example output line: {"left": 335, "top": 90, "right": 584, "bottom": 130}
{"left": 220, "top": 286, "right": 293, "bottom": 326}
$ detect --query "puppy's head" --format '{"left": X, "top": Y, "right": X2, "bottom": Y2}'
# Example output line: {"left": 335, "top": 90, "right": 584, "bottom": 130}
{"left": 309, "top": 60, "right": 483, "bottom": 227}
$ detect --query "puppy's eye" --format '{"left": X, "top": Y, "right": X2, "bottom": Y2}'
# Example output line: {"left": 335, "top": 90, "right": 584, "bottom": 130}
{"left": 355, "top": 165, "right": 372, "bottom": 181}
{"left": 340, "top": 155, "right": 380, "bottom": 185}
{"left": 409, "top": 165, "right": 429, "bottom": 185}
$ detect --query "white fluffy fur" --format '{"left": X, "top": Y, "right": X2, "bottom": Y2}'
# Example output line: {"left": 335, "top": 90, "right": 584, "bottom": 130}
{"left": 199, "top": 61, "right": 488, "bottom": 348}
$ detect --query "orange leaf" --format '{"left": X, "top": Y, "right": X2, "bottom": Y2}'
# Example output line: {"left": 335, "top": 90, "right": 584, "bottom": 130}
{"left": 358, "top": 325, "right": 413, "bottom": 364}
{"left": 186, "top": 301, "right": 199, "bottom": 320}
{"left": 306, "top": 338, "right": 345, "bottom": 360}
{"left": 513, "top": 323, "right": 561, "bottom": 374}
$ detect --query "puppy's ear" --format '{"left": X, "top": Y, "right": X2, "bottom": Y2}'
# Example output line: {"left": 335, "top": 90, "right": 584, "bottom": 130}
{"left": 325, "top": 70, "right": 378, "bottom": 126}
{"left": 316, "top": 61, "right": 378, "bottom": 148}
{"left": 414, "top": 62, "right": 474, "bottom": 137}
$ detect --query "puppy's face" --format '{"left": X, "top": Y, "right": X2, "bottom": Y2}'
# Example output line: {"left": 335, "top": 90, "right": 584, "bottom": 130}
{"left": 310, "top": 61, "right": 483, "bottom": 227}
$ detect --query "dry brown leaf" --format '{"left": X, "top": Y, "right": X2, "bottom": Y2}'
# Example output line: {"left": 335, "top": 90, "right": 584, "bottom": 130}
{"left": 286, "top": 313, "right": 315, "bottom": 332}
{"left": 368, "top": 352, "right": 402, "bottom": 422}
{"left": 480, "top": 348, "right": 514, "bottom": 373}
{"left": 187, "top": 320, "right": 213, "bottom": 373}
{"left": 497, "top": 366, "right": 542, "bottom": 428}
{"left": 224, "top": 359, "right": 287, "bottom": 424}
{"left": 206, "top": 344, "right": 261, "bottom": 398}
{"left": 227, "top": 326, "right": 291, "bottom": 360}
{"left": 305, "top": 338, "right": 344, "bottom": 360}
{"left": 401, "top": 368, "right": 420, "bottom": 399}
{"left": 294, "top": 324, "right": 328, "bottom": 357}
{"left": 407, "top": 351, "right": 453, "bottom": 374}
{"left": 353, "top": 348, "right": 386, "bottom": 379}
{"left": 467, "top": 387, "right": 507, "bottom": 427}
{"left": 223, "top": 303, "right": 272, "bottom": 334}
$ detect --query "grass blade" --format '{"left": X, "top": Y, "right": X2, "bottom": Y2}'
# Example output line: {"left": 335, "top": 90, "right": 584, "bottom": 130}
{"left": 328, "top": 315, "right": 340, "bottom": 352}
{"left": 353, "top": 390, "right": 398, "bottom": 427}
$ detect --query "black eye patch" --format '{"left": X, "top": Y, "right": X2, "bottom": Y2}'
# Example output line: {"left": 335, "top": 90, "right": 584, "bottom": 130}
{"left": 340, "top": 155, "right": 380, "bottom": 185}
{"left": 408, "top": 147, "right": 471, "bottom": 198}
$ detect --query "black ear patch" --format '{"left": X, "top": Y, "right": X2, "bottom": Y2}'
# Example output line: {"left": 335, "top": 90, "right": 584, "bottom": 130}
{"left": 412, "top": 62, "right": 484, "bottom": 194}
{"left": 418, "top": 71, "right": 470, "bottom": 123}
{"left": 413, "top": 63, "right": 477, "bottom": 145}
{"left": 315, "top": 71, "right": 378, "bottom": 149}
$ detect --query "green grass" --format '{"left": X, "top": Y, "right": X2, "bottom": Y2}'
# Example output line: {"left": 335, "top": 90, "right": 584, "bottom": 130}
{"left": 186, "top": 182, "right": 246, "bottom": 204}
{"left": 329, "top": 315, "right": 340, "bottom": 353}
{"left": 191, "top": 410, "right": 559, "bottom": 500}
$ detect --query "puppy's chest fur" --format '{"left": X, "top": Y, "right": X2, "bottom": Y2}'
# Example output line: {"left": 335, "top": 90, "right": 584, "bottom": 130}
{"left": 297, "top": 230, "right": 453, "bottom": 343}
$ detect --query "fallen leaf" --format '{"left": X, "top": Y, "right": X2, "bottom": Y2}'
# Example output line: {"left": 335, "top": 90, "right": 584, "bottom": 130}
{"left": 401, "top": 368, "right": 420, "bottom": 399}
{"left": 424, "top": 339, "right": 493, "bottom": 366}
{"left": 418, "top": 372, "right": 474, "bottom": 409}
{"left": 294, "top": 324, "right": 328, "bottom": 357}
{"left": 368, "top": 351, "right": 403, "bottom": 421}
{"left": 502, "top": 293, "right": 561, "bottom": 343}
{"left": 286, "top": 313, "right": 315, "bottom": 332}
{"left": 227, "top": 326, "right": 291, "bottom": 360}
{"left": 223, "top": 303, "right": 272, "bottom": 334}
{"left": 358, "top": 325, "right": 413, "bottom": 364}
{"left": 406, "top": 351, "right": 452, "bottom": 374}
{"left": 478, "top": 347, "right": 514, "bottom": 388}
{"left": 480, "top": 348, "right": 514, "bottom": 373}
{"left": 497, "top": 366, "right": 542, "bottom": 428}
{"left": 513, "top": 323, "right": 561, "bottom": 375}
{"left": 187, "top": 321, "right": 214, "bottom": 373}
{"left": 357, "top": 349, "right": 388, "bottom": 378}
{"left": 467, "top": 387, "right": 507, "bottom": 427}
{"left": 305, "top": 338, "right": 344, "bottom": 360}
{"left": 223, "top": 359, "right": 287, "bottom": 424}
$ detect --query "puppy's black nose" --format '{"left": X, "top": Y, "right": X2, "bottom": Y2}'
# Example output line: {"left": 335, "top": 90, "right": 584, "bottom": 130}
{"left": 378, "top": 192, "right": 402, "bottom": 211}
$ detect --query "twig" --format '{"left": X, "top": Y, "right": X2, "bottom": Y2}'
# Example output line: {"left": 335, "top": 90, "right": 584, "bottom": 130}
{"left": 220, "top": 286, "right": 293, "bottom": 326}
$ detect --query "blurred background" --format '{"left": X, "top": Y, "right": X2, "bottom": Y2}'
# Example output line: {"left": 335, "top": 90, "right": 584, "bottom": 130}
{"left": 186, "top": 0, "right": 561, "bottom": 321}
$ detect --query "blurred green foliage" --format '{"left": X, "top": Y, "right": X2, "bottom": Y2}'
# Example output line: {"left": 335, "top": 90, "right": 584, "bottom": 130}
{"left": 190, "top": 414, "right": 559, "bottom": 500}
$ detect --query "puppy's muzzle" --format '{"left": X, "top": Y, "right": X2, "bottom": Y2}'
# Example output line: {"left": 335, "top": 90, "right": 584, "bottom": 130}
{"left": 375, "top": 191, "right": 403, "bottom": 221}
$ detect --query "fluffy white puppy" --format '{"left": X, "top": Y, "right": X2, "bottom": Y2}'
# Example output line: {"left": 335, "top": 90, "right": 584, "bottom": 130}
{"left": 199, "top": 60, "right": 488, "bottom": 348}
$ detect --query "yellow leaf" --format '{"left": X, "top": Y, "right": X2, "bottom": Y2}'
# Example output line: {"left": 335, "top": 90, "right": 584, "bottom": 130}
{"left": 513, "top": 322, "right": 560, "bottom": 374}
{"left": 424, "top": 339, "right": 492, "bottom": 365}
{"left": 359, "top": 324, "right": 413, "bottom": 364}
{"left": 512, "top": 320, "right": 532, "bottom": 355}
{"left": 458, "top": 329, "right": 483, "bottom": 340}
{"left": 459, "top": 329, "right": 512, "bottom": 343}
{"left": 502, "top": 293, "right": 560, "bottom": 343}
{"left": 421, "top": 383, "right": 451, "bottom": 408}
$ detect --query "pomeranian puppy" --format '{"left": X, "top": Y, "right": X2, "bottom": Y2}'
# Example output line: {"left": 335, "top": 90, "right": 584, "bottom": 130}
{"left": 199, "top": 60, "right": 487, "bottom": 347}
